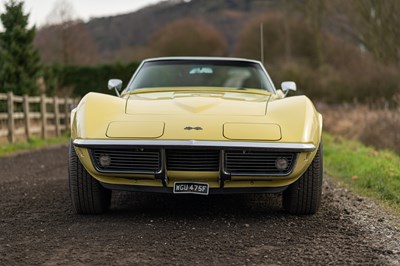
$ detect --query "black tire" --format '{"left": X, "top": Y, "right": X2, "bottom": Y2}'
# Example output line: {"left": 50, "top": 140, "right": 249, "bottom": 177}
{"left": 68, "top": 140, "right": 111, "bottom": 214}
{"left": 283, "top": 141, "right": 323, "bottom": 215}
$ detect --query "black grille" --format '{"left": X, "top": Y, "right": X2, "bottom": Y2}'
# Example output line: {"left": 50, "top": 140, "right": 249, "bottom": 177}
{"left": 166, "top": 149, "right": 220, "bottom": 171}
{"left": 225, "top": 150, "right": 296, "bottom": 176}
{"left": 90, "top": 148, "right": 161, "bottom": 173}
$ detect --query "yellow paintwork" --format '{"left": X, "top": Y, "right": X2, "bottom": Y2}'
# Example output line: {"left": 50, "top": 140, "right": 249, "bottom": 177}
{"left": 71, "top": 86, "right": 322, "bottom": 190}
{"left": 106, "top": 121, "right": 165, "bottom": 138}
{"left": 223, "top": 123, "right": 281, "bottom": 140}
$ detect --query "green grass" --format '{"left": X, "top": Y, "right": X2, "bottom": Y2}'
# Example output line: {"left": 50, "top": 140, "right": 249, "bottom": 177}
{"left": 323, "top": 133, "right": 400, "bottom": 213}
{"left": 0, "top": 134, "right": 70, "bottom": 157}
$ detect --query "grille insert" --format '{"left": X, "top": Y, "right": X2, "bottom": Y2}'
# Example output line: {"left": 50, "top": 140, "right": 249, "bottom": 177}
{"left": 166, "top": 149, "right": 220, "bottom": 171}
{"left": 89, "top": 146, "right": 296, "bottom": 176}
{"left": 90, "top": 148, "right": 161, "bottom": 173}
{"left": 225, "top": 150, "right": 296, "bottom": 176}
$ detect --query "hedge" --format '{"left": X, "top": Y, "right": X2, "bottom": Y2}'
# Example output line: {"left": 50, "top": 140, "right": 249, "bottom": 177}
{"left": 44, "top": 62, "right": 140, "bottom": 96}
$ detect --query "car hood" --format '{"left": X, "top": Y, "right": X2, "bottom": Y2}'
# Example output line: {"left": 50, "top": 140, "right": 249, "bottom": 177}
{"left": 72, "top": 92, "right": 321, "bottom": 144}
{"left": 126, "top": 90, "right": 270, "bottom": 116}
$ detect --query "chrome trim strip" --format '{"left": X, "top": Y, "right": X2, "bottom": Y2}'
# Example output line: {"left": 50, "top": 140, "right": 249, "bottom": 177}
{"left": 73, "top": 139, "right": 315, "bottom": 152}
{"left": 142, "top": 56, "right": 263, "bottom": 64}
{"left": 219, "top": 150, "right": 229, "bottom": 187}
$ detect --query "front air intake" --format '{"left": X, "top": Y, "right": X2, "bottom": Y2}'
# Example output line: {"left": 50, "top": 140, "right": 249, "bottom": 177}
{"left": 166, "top": 149, "right": 220, "bottom": 171}
{"left": 225, "top": 150, "right": 296, "bottom": 176}
{"left": 90, "top": 148, "right": 161, "bottom": 174}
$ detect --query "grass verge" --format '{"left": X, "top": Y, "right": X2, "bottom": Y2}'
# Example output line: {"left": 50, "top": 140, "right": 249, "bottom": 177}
{"left": 0, "top": 134, "right": 70, "bottom": 157}
{"left": 323, "top": 133, "right": 400, "bottom": 214}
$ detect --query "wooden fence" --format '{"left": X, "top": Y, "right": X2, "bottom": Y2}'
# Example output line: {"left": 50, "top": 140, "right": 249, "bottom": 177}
{"left": 0, "top": 92, "right": 80, "bottom": 143}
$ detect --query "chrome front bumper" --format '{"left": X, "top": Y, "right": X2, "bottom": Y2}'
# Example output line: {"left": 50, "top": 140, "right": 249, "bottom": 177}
{"left": 73, "top": 139, "right": 316, "bottom": 152}
{"left": 73, "top": 139, "right": 315, "bottom": 188}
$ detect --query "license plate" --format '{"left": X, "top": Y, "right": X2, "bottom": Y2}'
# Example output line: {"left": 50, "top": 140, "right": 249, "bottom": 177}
{"left": 173, "top": 182, "right": 209, "bottom": 195}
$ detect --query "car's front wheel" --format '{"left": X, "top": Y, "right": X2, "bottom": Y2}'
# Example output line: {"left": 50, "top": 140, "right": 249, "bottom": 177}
{"left": 282, "top": 141, "right": 323, "bottom": 215}
{"left": 68, "top": 140, "right": 111, "bottom": 214}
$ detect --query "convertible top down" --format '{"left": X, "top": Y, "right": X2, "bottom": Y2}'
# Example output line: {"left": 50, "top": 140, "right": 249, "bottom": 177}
{"left": 69, "top": 57, "right": 323, "bottom": 215}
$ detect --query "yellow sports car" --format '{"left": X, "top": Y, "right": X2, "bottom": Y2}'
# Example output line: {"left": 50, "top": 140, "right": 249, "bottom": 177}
{"left": 69, "top": 57, "right": 323, "bottom": 215}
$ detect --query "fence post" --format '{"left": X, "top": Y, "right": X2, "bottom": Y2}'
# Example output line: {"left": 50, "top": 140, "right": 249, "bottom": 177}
{"left": 54, "top": 96, "right": 60, "bottom": 137}
{"left": 64, "top": 97, "right": 69, "bottom": 131}
{"left": 41, "top": 94, "right": 47, "bottom": 139}
{"left": 23, "top": 94, "right": 31, "bottom": 140}
{"left": 7, "top": 91, "right": 15, "bottom": 143}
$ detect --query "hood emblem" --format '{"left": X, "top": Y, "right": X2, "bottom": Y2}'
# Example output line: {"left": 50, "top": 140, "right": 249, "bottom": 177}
{"left": 184, "top": 126, "right": 203, "bottom": 131}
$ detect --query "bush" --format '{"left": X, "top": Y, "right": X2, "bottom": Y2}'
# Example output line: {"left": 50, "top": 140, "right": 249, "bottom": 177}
{"left": 151, "top": 19, "right": 227, "bottom": 56}
{"left": 318, "top": 97, "right": 400, "bottom": 154}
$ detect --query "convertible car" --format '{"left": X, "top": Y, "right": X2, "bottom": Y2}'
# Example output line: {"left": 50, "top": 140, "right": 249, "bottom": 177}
{"left": 69, "top": 57, "right": 323, "bottom": 215}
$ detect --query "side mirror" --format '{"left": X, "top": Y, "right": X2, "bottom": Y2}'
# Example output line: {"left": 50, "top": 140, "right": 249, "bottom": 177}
{"left": 281, "top": 81, "right": 297, "bottom": 97}
{"left": 108, "top": 79, "right": 123, "bottom": 96}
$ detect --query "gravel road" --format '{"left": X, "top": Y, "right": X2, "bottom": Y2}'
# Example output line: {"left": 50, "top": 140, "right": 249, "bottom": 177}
{"left": 0, "top": 144, "right": 399, "bottom": 265}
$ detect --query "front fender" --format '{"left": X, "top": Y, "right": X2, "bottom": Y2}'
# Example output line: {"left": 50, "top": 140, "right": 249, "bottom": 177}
{"left": 267, "top": 95, "right": 322, "bottom": 147}
{"left": 71, "top": 92, "right": 126, "bottom": 140}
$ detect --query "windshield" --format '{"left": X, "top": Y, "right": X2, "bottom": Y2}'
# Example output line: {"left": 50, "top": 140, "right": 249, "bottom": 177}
{"left": 127, "top": 60, "right": 275, "bottom": 93}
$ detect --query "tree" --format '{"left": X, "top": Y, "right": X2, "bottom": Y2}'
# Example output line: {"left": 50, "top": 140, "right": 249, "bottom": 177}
{"left": 235, "top": 13, "right": 318, "bottom": 65}
{"left": 151, "top": 19, "right": 227, "bottom": 56}
{"left": 35, "top": 0, "right": 98, "bottom": 65}
{"left": 283, "top": 0, "right": 326, "bottom": 67}
{"left": 35, "top": 22, "right": 99, "bottom": 65}
{"left": 48, "top": 0, "right": 76, "bottom": 65}
{"left": 0, "top": 0, "right": 41, "bottom": 95}
{"left": 346, "top": 0, "right": 400, "bottom": 66}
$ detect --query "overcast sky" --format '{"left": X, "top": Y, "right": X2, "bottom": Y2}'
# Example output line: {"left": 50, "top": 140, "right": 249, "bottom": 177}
{"left": 0, "top": 0, "right": 162, "bottom": 28}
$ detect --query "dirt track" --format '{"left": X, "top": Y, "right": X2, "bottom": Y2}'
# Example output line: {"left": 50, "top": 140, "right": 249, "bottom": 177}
{"left": 0, "top": 144, "right": 399, "bottom": 265}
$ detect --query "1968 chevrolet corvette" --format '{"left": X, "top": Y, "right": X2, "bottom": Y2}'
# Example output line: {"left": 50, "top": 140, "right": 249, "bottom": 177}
{"left": 69, "top": 57, "right": 323, "bottom": 215}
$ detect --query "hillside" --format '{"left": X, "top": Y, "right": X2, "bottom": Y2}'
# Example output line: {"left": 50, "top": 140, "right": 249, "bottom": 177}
{"left": 87, "top": 0, "right": 279, "bottom": 52}
{"left": 35, "top": 0, "right": 283, "bottom": 63}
